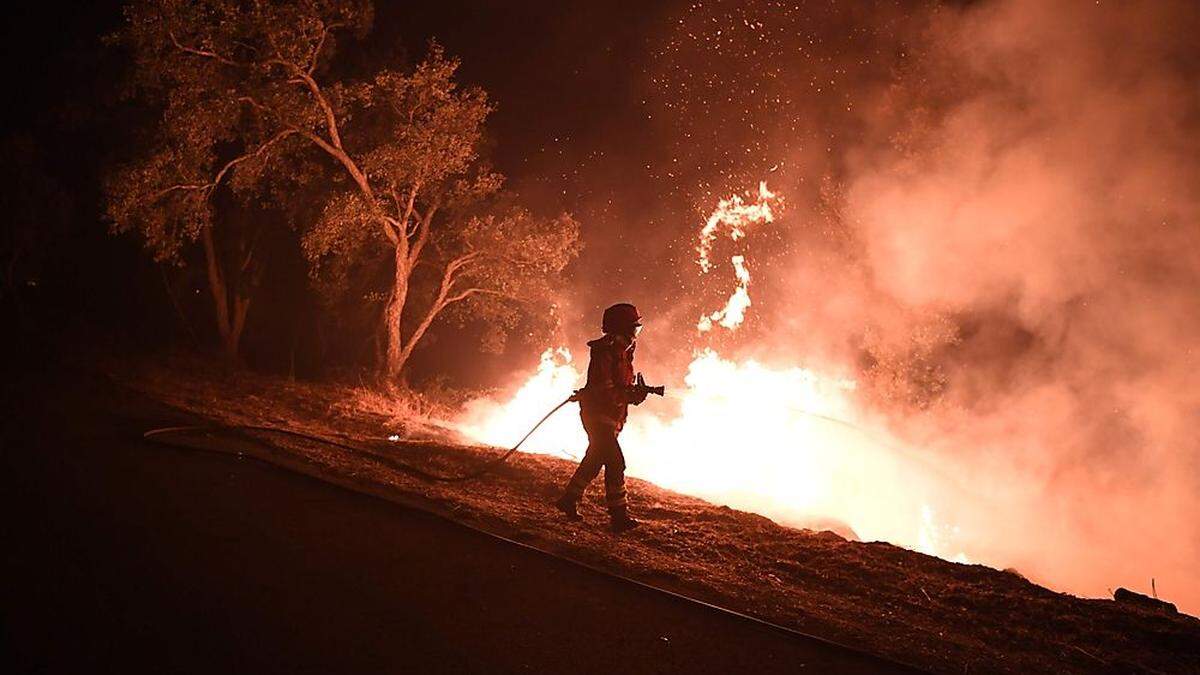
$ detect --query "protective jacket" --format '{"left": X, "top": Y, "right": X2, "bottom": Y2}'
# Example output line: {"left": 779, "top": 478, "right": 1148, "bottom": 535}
{"left": 577, "top": 333, "right": 638, "bottom": 431}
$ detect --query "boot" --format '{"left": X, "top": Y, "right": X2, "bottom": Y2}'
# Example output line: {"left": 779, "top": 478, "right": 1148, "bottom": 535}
{"left": 554, "top": 495, "right": 582, "bottom": 520}
{"left": 609, "top": 506, "right": 640, "bottom": 533}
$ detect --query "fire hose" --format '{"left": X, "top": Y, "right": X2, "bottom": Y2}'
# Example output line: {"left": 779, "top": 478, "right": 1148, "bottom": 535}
{"left": 143, "top": 395, "right": 576, "bottom": 483}
{"left": 143, "top": 375, "right": 666, "bottom": 483}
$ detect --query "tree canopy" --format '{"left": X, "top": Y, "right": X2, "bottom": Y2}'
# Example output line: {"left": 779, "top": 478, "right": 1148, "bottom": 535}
{"left": 105, "top": 0, "right": 579, "bottom": 373}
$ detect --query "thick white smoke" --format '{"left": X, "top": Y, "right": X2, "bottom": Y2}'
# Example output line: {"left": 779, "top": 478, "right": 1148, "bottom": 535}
{"left": 815, "top": 0, "right": 1200, "bottom": 610}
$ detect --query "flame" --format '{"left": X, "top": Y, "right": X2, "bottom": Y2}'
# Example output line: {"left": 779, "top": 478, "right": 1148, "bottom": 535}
{"left": 454, "top": 346, "right": 970, "bottom": 563}
{"left": 456, "top": 347, "right": 587, "bottom": 457}
{"left": 696, "top": 180, "right": 778, "bottom": 272}
{"left": 696, "top": 182, "right": 779, "bottom": 332}
{"left": 698, "top": 254, "right": 752, "bottom": 332}
{"left": 453, "top": 182, "right": 970, "bottom": 565}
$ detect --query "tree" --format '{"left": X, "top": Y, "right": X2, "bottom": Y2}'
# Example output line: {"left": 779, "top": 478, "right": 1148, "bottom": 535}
{"left": 106, "top": 0, "right": 579, "bottom": 374}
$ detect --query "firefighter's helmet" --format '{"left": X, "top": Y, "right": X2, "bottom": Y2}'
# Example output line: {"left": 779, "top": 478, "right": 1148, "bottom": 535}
{"left": 602, "top": 303, "right": 642, "bottom": 334}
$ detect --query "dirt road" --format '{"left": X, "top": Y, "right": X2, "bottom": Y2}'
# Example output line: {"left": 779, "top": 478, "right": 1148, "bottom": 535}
{"left": 2, "top": 376, "right": 917, "bottom": 674}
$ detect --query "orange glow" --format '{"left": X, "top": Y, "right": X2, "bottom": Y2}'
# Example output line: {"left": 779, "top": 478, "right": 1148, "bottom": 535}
{"left": 454, "top": 182, "right": 972, "bottom": 564}
{"left": 455, "top": 344, "right": 969, "bottom": 562}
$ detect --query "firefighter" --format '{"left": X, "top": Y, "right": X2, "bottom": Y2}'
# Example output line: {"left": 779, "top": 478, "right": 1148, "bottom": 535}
{"left": 555, "top": 303, "right": 648, "bottom": 532}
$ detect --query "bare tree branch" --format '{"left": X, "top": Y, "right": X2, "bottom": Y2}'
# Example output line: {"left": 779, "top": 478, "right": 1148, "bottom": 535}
{"left": 150, "top": 129, "right": 297, "bottom": 203}
{"left": 397, "top": 248, "right": 472, "bottom": 361}
{"left": 442, "top": 286, "right": 513, "bottom": 305}
{"left": 167, "top": 30, "right": 240, "bottom": 66}
{"left": 445, "top": 249, "right": 481, "bottom": 275}
{"left": 307, "top": 21, "right": 346, "bottom": 75}
{"left": 291, "top": 128, "right": 399, "bottom": 243}
{"left": 407, "top": 200, "right": 440, "bottom": 267}
{"left": 401, "top": 183, "right": 421, "bottom": 233}
{"left": 270, "top": 57, "right": 345, "bottom": 151}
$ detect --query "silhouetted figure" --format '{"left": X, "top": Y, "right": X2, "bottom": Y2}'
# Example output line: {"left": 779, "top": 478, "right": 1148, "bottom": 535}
{"left": 555, "top": 303, "right": 649, "bottom": 532}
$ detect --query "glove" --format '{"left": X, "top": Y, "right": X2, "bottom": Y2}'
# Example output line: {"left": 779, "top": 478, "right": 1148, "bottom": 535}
{"left": 628, "top": 373, "right": 650, "bottom": 405}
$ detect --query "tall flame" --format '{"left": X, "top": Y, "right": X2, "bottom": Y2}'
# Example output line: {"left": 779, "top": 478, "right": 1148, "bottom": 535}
{"left": 696, "top": 181, "right": 779, "bottom": 332}
{"left": 698, "top": 254, "right": 752, "bottom": 332}
{"left": 696, "top": 180, "right": 778, "bottom": 272}
{"left": 457, "top": 347, "right": 587, "bottom": 458}
{"left": 455, "top": 346, "right": 968, "bottom": 562}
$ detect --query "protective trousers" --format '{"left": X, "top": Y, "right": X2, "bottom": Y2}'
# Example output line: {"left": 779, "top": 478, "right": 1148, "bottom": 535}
{"left": 561, "top": 417, "right": 627, "bottom": 514}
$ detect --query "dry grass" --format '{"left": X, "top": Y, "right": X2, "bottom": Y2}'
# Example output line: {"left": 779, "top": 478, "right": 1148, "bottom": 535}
{"left": 347, "top": 377, "right": 473, "bottom": 426}
{"left": 119, "top": 356, "right": 1200, "bottom": 675}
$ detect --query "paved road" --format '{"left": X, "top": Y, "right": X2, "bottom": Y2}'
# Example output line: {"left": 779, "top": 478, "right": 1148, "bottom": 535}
{"left": 3, "top": 377, "right": 918, "bottom": 674}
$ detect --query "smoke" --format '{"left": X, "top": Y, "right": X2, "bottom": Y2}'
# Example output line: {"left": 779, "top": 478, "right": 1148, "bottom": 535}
{"left": 464, "top": 0, "right": 1200, "bottom": 612}
{"left": 640, "top": 0, "right": 1200, "bottom": 609}
{"left": 687, "top": 0, "right": 1200, "bottom": 609}
{"left": 831, "top": 0, "right": 1200, "bottom": 609}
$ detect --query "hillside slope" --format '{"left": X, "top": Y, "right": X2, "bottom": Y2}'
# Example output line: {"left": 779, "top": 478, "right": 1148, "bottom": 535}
{"left": 122, "top": 362, "right": 1200, "bottom": 675}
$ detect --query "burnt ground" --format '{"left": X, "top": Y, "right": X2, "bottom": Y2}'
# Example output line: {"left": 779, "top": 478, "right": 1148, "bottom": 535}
{"left": 7, "top": 356, "right": 1199, "bottom": 674}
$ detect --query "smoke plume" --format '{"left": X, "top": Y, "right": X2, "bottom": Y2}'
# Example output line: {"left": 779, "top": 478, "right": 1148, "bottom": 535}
{"left": 831, "top": 0, "right": 1200, "bottom": 609}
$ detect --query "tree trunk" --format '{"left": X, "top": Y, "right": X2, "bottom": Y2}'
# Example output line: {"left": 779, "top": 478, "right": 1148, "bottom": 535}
{"left": 158, "top": 263, "right": 199, "bottom": 346}
{"left": 394, "top": 298, "right": 443, "bottom": 379}
{"left": 230, "top": 292, "right": 251, "bottom": 359}
{"left": 201, "top": 226, "right": 245, "bottom": 363}
{"left": 384, "top": 242, "right": 411, "bottom": 378}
